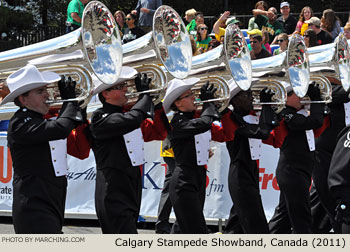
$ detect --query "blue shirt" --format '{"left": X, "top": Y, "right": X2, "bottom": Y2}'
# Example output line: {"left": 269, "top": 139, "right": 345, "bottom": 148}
{"left": 135, "top": 0, "right": 162, "bottom": 27}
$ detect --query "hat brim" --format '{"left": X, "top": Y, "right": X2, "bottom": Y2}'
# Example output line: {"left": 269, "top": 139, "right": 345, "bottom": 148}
{"left": 92, "top": 66, "right": 138, "bottom": 95}
{"left": 1, "top": 71, "right": 60, "bottom": 105}
{"left": 163, "top": 78, "right": 199, "bottom": 114}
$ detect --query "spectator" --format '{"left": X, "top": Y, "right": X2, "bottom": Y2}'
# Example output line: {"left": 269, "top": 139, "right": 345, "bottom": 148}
{"left": 65, "top": 0, "right": 90, "bottom": 33}
{"left": 133, "top": 0, "right": 162, "bottom": 33}
{"left": 196, "top": 24, "right": 212, "bottom": 54}
{"left": 252, "top": 7, "right": 283, "bottom": 44}
{"left": 114, "top": 10, "right": 127, "bottom": 37}
{"left": 262, "top": 31, "right": 271, "bottom": 54}
{"left": 294, "top": 6, "right": 313, "bottom": 35}
{"left": 208, "top": 39, "right": 221, "bottom": 51}
{"left": 247, "top": 29, "right": 271, "bottom": 60}
{"left": 303, "top": 29, "right": 318, "bottom": 48}
{"left": 195, "top": 12, "right": 205, "bottom": 26}
{"left": 122, "top": 13, "right": 145, "bottom": 44}
{"left": 321, "top": 9, "right": 341, "bottom": 40}
{"left": 305, "top": 17, "right": 332, "bottom": 45}
{"left": 185, "top": 8, "right": 197, "bottom": 37}
{"left": 213, "top": 12, "right": 240, "bottom": 42}
{"left": 344, "top": 23, "right": 350, "bottom": 40}
{"left": 277, "top": 2, "right": 297, "bottom": 35}
{"left": 273, "top": 33, "right": 289, "bottom": 55}
{"left": 248, "top": 1, "right": 268, "bottom": 31}
{"left": 190, "top": 36, "right": 200, "bottom": 56}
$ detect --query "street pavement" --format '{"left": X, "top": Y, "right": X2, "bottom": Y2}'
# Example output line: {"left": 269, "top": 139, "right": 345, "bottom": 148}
{"left": 0, "top": 217, "right": 155, "bottom": 234}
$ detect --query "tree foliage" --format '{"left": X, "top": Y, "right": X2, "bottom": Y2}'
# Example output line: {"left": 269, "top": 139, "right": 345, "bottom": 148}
{"left": 1, "top": 0, "right": 350, "bottom": 31}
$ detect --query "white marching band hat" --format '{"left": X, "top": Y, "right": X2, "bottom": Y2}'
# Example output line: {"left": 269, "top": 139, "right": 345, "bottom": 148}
{"left": 162, "top": 78, "right": 200, "bottom": 114}
{"left": 2, "top": 64, "right": 61, "bottom": 105}
{"left": 92, "top": 66, "right": 138, "bottom": 95}
{"left": 228, "top": 79, "right": 242, "bottom": 100}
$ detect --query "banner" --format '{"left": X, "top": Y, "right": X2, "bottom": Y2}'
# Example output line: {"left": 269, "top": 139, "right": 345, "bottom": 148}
{"left": 0, "top": 136, "right": 281, "bottom": 221}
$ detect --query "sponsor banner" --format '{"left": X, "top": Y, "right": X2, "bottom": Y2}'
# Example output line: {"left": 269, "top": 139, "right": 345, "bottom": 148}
{"left": 0, "top": 137, "right": 280, "bottom": 221}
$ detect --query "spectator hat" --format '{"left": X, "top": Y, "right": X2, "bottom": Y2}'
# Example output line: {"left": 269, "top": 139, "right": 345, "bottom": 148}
{"left": 247, "top": 29, "right": 263, "bottom": 38}
{"left": 2, "top": 64, "right": 61, "bottom": 105}
{"left": 280, "top": 2, "right": 290, "bottom": 8}
{"left": 305, "top": 17, "right": 321, "bottom": 26}
{"left": 162, "top": 78, "right": 200, "bottom": 113}
{"left": 93, "top": 66, "right": 137, "bottom": 95}
{"left": 226, "top": 17, "right": 240, "bottom": 26}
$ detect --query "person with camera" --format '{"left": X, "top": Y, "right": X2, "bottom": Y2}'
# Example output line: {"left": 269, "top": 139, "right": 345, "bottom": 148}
{"left": 3, "top": 64, "right": 84, "bottom": 233}
{"left": 90, "top": 66, "right": 168, "bottom": 233}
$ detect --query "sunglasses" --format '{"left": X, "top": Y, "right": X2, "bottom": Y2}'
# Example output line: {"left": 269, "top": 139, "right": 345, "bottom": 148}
{"left": 250, "top": 40, "right": 259, "bottom": 44}
{"left": 277, "top": 39, "right": 285, "bottom": 43}
{"left": 107, "top": 82, "right": 127, "bottom": 91}
{"left": 177, "top": 91, "right": 194, "bottom": 100}
{"left": 304, "top": 35, "right": 309, "bottom": 38}
{"left": 125, "top": 18, "right": 133, "bottom": 21}
{"left": 200, "top": 27, "right": 208, "bottom": 31}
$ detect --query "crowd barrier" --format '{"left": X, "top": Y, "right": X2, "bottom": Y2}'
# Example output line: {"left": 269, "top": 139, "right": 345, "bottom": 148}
{"left": 0, "top": 133, "right": 281, "bottom": 224}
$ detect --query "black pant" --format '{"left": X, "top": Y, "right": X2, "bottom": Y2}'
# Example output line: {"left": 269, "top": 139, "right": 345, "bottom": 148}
{"left": 155, "top": 157, "right": 175, "bottom": 233}
{"left": 12, "top": 174, "right": 67, "bottom": 234}
{"left": 169, "top": 165, "right": 208, "bottom": 233}
{"left": 311, "top": 148, "right": 342, "bottom": 233}
{"left": 95, "top": 167, "right": 142, "bottom": 234}
{"left": 65, "top": 23, "right": 80, "bottom": 34}
{"left": 275, "top": 160, "right": 313, "bottom": 233}
{"left": 268, "top": 193, "right": 292, "bottom": 233}
{"left": 227, "top": 161, "right": 269, "bottom": 233}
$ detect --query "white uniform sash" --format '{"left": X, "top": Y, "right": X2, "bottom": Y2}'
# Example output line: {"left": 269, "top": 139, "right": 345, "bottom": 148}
{"left": 297, "top": 108, "right": 315, "bottom": 151}
{"left": 123, "top": 128, "right": 145, "bottom": 166}
{"left": 194, "top": 130, "right": 212, "bottom": 166}
{"left": 243, "top": 115, "right": 262, "bottom": 160}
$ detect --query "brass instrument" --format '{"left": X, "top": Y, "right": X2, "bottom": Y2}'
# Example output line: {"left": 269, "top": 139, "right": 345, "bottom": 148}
{"left": 300, "top": 74, "right": 332, "bottom": 104}
{"left": 0, "top": 1, "right": 123, "bottom": 119}
{"left": 308, "top": 32, "right": 350, "bottom": 91}
{"left": 190, "top": 23, "right": 252, "bottom": 91}
{"left": 191, "top": 76, "right": 230, "bottom": 112}
{"left": 251, "top": 79, "right": 287, "bottom": 113}
{"left": 121, "top": 5, "right": 192, "bottom": 104}
{"left": 252, "top": 34, "right": 310, "bottom": 98}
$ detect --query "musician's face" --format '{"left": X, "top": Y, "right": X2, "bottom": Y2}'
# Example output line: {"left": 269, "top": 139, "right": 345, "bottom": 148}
{"left": 174, "top": 89, "right": 196, "bottom": 112}
{"left": 19, "top": 86, "right": 50, "bottom": 115}
{"left": 102, "top": 83, "right": 128, "bottom": 106}
{"left": 232, "top": 90, "right": 253, "bottom": 114}
{"left": 286, "top": 92, "right": 302, "bottom": 110}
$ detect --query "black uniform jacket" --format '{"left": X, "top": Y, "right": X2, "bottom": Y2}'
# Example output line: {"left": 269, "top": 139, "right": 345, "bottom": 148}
{"left": 277, "top": 104, "right": 325, "bottom": 168}
{"left": 316, "top": 83, "right": 350, "bottom": 152}
{"left": 328, "top": 125, "right": 350, "bottom": 201}
{"left": 222, "top": 106, "right": 276, "bottom": 167}
{"left": 169, "top": 103, "right": 220, "bottom": 169}
{"left": 90, "top": 95, "right": 166, "bottom": 177}
{"left": 7, "top": 102, "right": 83, "bottom": 178}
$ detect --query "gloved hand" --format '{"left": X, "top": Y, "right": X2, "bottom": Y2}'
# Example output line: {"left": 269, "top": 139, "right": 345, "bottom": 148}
{"left": 199, "top": 81, "right": 217, "bottom": 101}
{"left": 260, "top": 88, "right": 274, "bottom": 103}
{"left": 135, "top": 73, "right": 152, "bottom": 93}
{"left": 335, "top": 200, "right": 350, "bottom": 225}
{"left": 307, "top": 82, "right": 321, "bottom": 101}
{"left": 58, "top": 76, "right": 76, "bottom": 99}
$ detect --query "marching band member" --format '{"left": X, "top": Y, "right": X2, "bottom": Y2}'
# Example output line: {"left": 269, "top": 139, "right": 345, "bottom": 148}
{"left": 4, "top": 64, "right": 84, "bottom": 233}
{"left": 328, "top": 124, "right": 350, "bottom": 234}
{"left": 162, "top": 79, "right": 226, "bottom": 233}
{"left": 90, "top": 66, "right": 168, "bottom": 234}
{"left": 268, "top": 83, "right": 328, "bottom": 234}
{"left": 311, "top": 76, "right": 350, "bottom": 233}
{"left": 221, "top": 82, "right": 277, "bottom": 234}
